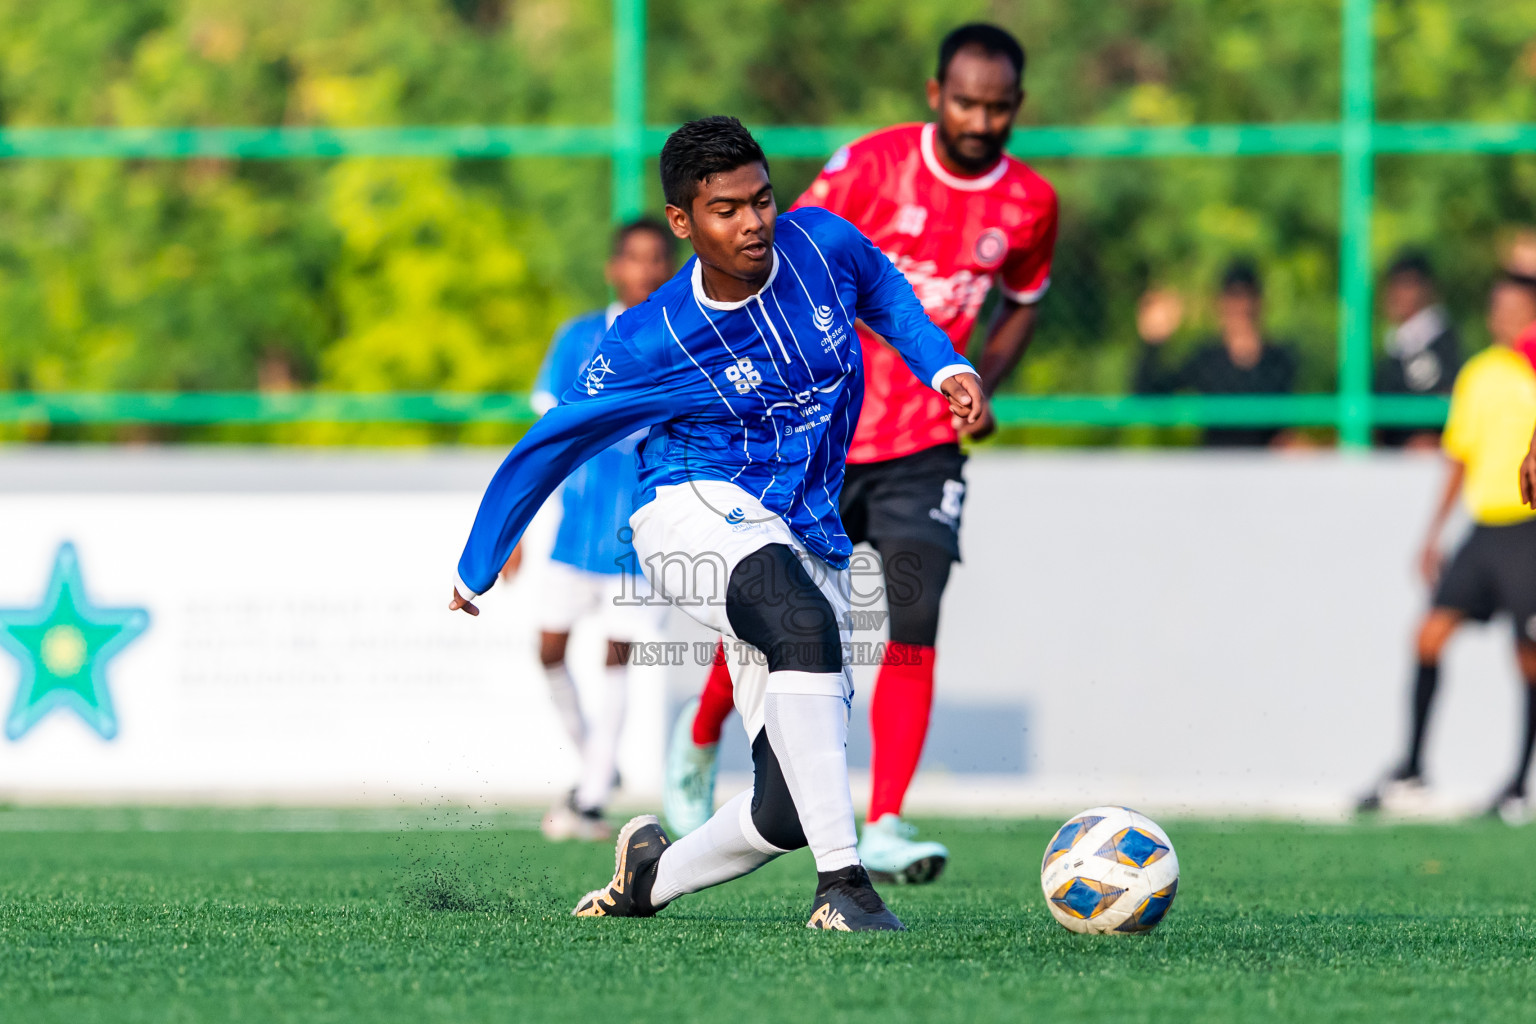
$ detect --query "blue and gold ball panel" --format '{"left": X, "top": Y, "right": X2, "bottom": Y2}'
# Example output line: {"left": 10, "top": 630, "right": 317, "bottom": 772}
{"left": 1114, "top": 880, "right": 1179, "bottom": 933}
{"left": 1095, "top": 826, "right": 1170, "bottom": 868}
{"left": 1040, "top": 815, "right": 1105, "bottom": 871}
{"left": 1049, "top": 877, "right": 1128, "bottom": 919}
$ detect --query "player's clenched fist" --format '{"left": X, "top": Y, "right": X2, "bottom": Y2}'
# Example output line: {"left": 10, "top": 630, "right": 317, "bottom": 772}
{"left": 448, "top": 587, "right": 479, "bottom": 616}
{"left": 940, "top": 372, "right": 988, "bottom": 426}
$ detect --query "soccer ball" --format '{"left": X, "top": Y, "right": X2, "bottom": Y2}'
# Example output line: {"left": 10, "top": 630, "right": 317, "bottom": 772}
{"left": 1039, "top": 806, "right": 1179, "bottom": 934}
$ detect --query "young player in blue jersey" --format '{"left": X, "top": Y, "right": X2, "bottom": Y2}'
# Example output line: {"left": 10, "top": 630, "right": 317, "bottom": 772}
{"left": 450, "top": 116, "right": 988, "bottom": 931}
{"left": 503, "top": 218, "right": 676, "bottom": 842}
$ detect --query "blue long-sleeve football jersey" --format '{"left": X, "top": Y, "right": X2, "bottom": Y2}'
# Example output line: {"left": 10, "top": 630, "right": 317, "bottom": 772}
{"left": 531, "top": 304, "right": 645, "bottom": 576}
{"left": 455, "top": 205, "right": 974, "bottom": 597}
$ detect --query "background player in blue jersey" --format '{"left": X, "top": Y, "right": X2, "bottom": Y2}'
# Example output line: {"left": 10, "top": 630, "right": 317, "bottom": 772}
{"left": 450, "top": 117, "right": 987, "bottom": 930}
{"left": 502, "top": 218, "right": 675, "bottom": 842}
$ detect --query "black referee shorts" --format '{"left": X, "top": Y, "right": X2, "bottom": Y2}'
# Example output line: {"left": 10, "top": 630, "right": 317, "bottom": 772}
{"left": 839, "top": 442, "right": 968, "bottom": 563}
{"left": 1433, "top": 518, "right": 1536, "bottom": 644}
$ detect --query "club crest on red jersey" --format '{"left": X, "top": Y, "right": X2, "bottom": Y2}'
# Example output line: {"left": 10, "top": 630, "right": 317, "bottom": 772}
{"left": 973, "top": 228, "right": 1008, "bottom": 269}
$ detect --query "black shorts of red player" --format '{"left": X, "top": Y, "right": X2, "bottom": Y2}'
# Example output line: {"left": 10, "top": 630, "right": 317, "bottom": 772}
{"left": 838, "top": 443, "right": 967, "bottom": 648}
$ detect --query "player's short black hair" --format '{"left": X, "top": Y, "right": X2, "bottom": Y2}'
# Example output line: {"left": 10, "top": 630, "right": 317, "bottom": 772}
{"left": 937, "top": 23, "right": 1026, "bottom": 88}
{"left": 612, "top": 216, "right": 674, "bottom": 258}
{"left": 659, "top": 116, "right": 769, "bottom": 213}
{"left": 1220, "top": 259, "right": 1262, "bottom": 298}
{"left": 1386, "top": 249, "right": 1436, "bottom": 285}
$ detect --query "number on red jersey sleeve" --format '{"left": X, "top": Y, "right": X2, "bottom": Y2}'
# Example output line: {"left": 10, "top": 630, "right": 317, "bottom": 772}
{"left": 791, "top": 143, "right": 873, "bottom": 222}
{"left": 997, "top": 188, "right": 1059, "bottom": 305}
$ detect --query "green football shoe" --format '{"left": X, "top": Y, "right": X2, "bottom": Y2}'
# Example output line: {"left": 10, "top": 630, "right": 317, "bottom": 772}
{"left": 662, "top": 697, "right": 718, "bottom": 836}
{"left": 858, "top": 814, "right": 948, "bottom": 885}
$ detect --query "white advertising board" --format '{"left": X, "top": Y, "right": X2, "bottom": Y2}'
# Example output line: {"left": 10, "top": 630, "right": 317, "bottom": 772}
{"left": 0, "top": 455, "right": 668, "bottom": 806}
{"left": 0, "top": 448, "right": 1520, "bottom": 818}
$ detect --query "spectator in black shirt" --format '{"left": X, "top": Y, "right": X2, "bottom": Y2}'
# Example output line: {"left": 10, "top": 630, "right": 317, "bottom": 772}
{"left": 1373, "top": 250, "right": 1462, "bottom": 450}
{"left": 1133, "top": 260, "right": 1299, "bottom": 448}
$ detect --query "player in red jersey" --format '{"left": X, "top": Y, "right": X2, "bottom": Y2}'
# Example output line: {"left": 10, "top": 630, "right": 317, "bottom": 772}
{"left": 663, "top": 23, "right": 1057, "bottom": 883}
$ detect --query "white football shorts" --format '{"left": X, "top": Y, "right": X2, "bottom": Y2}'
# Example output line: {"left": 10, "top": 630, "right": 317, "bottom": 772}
{"left": 534, "top": 558, "right": 663, "bottom": 641}
{"left": 629, "top": 480, "right": 852, "bottom": 740}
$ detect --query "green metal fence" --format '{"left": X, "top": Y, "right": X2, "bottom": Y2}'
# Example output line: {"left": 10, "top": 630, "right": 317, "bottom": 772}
{"left": 1, "top": 0, "right": 1530, "bottom": 445}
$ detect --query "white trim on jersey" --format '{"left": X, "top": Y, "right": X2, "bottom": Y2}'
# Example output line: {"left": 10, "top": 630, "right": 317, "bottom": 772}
{"left": 691, "top": 251, "right": 781, "bottom": 310}
{"left": 454, "top": 571, "right": 481, "bottom": 601}
{"left": 763, "top": 248, "right": 843, "bottom": 553}
{"left": 767, "top": 290, "right": 809, "bottom": 366}
{"left": 999, "top": 275, "right": 1051, "bottom": 305}
{"left": 919, "top": 122, "right": 1011, "bottom": 192}
{"left": 661, "top": 305, "right": 753, "bottom": 480}
{"left": 780, "top": 224, "right": 853, "bottom": 373}
{"left": 693, "top": 294, "right": 782, "bottom": 456}
{"left": 753, "top": 294, "right": 793, "bottom": 362}
{"left": 745, "top": 351, "right": 793, "bottom": 500}
{"left": 772, "top": 243, "right": 844, "bottom": 373}
{"left": 777, "top": 225, "right": 860, "bottom": 550}
{"left": 929, "top": 362, "right": 977, "bottom": 392}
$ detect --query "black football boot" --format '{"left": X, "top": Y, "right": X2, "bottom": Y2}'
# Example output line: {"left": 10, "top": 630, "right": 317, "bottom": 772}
{"left": 806, "top": 864, "right": 905, "bottom": 931}
{"left": 572, "top": 814, "right": 672, "bottom": 917}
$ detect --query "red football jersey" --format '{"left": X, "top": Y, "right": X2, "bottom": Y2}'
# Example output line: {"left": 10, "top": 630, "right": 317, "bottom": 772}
{"left": 792, "top": 122, "right": 1058, "bottom": 463}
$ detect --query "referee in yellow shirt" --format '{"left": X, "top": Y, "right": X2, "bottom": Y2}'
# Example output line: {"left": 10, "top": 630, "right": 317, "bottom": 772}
{"left": 1361, "top": 271, "right": 1536, "bottom": 823}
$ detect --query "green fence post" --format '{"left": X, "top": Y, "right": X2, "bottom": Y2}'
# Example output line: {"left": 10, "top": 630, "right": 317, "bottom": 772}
{"left": 611, "top": 0, "right": 647, "bottom": 221}
{"left": 1337, "top": 0, "right": 1376, "bottom": 448}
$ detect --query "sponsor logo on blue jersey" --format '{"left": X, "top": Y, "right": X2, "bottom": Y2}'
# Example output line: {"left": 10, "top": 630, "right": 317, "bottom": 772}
{"left": 584, "top": 353, "right": 617, "bottom": 396}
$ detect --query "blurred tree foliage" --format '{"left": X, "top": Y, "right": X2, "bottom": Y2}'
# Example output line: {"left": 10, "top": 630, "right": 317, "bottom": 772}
{"left": 0, "top": 0, "right": 1532, "bottom": 442}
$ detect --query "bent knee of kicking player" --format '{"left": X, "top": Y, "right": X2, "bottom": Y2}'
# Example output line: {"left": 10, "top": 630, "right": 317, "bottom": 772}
{"left": 726, "top": 543, "right": 844, "bottom": 674}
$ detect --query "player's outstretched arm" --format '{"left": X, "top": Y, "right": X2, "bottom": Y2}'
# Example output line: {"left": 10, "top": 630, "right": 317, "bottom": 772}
{"left": 451, "top": 543, "right": 525, "bottom": 615}
{"left": 1522, "top": 421, "right": 1536, "bottom": 510}
{"left": 450, "top": 341, "right": 674, "bottom": 614}
{"left": 836, "top": 213, "right": 983, "bottom": 414}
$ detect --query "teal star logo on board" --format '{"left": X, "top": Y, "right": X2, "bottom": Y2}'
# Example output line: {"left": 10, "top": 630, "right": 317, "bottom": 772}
{"left": 0, "top": 543, "right": 149, "bottom": 741}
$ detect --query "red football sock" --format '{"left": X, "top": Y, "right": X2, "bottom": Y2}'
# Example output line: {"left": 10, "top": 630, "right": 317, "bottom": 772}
{"left": 691, "top": 639, "right": 735, "bottom": 746}
{"left": 867, "top": 642, "right": 936, "bottom": 823}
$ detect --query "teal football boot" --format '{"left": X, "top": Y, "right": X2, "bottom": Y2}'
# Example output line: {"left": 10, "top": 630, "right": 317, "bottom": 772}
{"left": 662, "top": 697, "right": 718, "bottom": 836}
{"left": 858, "top": 814, "right": 948, "bottom": 885}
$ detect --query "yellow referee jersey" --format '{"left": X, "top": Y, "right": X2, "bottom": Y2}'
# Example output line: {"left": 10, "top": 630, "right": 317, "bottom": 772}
{"left": 1442, "top": 345, "right": 1536, "bottom": 525}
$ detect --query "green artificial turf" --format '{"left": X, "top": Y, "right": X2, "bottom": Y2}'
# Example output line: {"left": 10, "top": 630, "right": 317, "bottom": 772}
{"left": 0, "top": 809, "right": 1532, "bottom": 1023}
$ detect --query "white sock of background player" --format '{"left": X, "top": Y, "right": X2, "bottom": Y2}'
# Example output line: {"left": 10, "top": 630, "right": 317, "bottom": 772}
{"left": 572, "top": 663, "right": 627, "bottom": 812}
{"left": 542, "top": 662, "right": 587, "bottom": 752}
